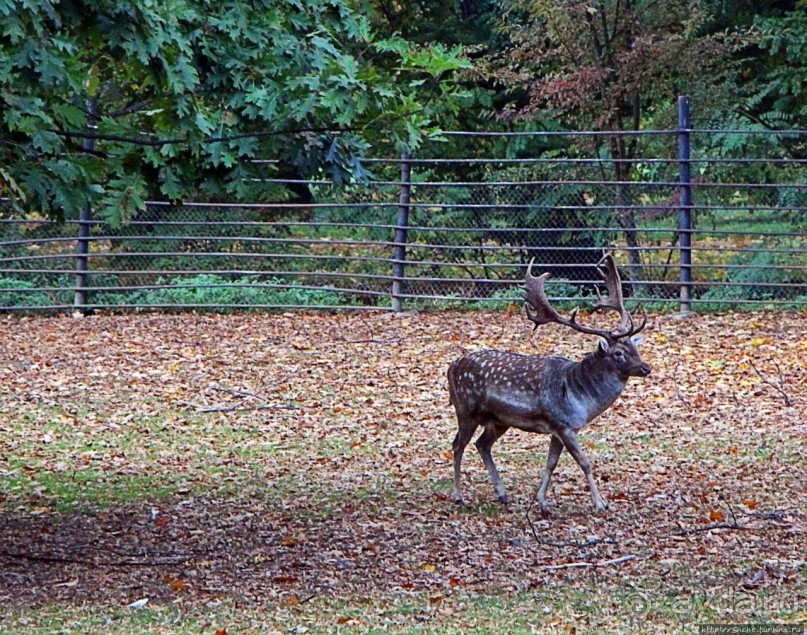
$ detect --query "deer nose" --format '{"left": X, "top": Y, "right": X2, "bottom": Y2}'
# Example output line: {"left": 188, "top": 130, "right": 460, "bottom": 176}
{"left": 638, "top": 363, "right": 652, "bottom": 376}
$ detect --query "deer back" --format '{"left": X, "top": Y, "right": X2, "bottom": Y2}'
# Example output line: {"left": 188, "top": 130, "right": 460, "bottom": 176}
{"left": 449, "top": 350, "right": 600, "bottom": 432}
{"left": 448, "top": 340, "right": 644, "bottom": 433}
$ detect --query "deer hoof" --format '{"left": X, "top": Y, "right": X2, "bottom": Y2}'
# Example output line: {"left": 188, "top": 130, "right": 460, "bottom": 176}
{"left": 498, "top": 494, "right": 509, "bottom": 505}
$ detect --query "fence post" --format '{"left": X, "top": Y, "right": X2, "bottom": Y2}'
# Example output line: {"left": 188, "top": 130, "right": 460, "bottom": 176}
{"left": 677, "top": 95, "right": 693, "bottom": 314}
{"left": 74, "top": 99, "right": 97, "bottom": 314}
{"left": 391, "top": 151, "right": 411, "bottom": 311}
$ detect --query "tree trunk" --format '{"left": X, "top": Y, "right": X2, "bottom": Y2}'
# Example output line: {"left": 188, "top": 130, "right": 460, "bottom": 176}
{"left": 611, "top": 138, "right": 644, "bottom": 292}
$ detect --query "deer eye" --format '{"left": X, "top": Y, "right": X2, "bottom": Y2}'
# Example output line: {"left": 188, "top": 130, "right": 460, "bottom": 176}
{"left": 614, "top": 350, "right": 625, "bottom": 360}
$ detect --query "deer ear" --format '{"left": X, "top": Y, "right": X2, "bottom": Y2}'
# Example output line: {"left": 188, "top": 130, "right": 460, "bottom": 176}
{"left": 631, "top": 334, "right": 645, "bottom": 346}
{"left": 598, "top": 337, "right": 610, "bottom": 353}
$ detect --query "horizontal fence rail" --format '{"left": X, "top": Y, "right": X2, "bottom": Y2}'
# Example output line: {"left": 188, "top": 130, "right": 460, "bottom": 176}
{"left": 2, "top": 108, "right": 806, "bottom": 314}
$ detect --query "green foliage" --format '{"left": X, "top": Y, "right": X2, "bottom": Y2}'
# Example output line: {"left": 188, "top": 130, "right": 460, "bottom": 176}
{"left": 116, "top": 274, "right": 349, "bottom": 310}
{"left": 750, "top": 5, "right": 807, "bottom": 131}
{"left": 479, "top": 284, "right": 523, "bottom": 311}
{"left": 0, "top": 0, "right": 470, "bottom": 223}
{"left": 0, "top": 277, "right": 54, "bottom": 309}
{"left": 98, "top": 174, "right": 147, "bottom": 228}
{"left": 477, "top": 280, "right": 586, "bottom": 311}
{"left": 413, "top": 279, "right": 587, "bottom": 312}
{"left": 698, "top": 243, "right": 807, "bottom": 310}
{"left": 689, "top": 111, "right": 806, "bottom": 232}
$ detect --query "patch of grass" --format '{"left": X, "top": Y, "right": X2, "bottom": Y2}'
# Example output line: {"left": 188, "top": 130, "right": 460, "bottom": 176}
{"left": 6, "top": 471, "right": 175, "bottom": 511}
{"left": 6, "top": 581, "right": 802, "bottom": 635}
{"left": 0, "top": 603, "right": 232, "bottom": 635}
{"left": 99, "top": 273, "right": 351, "bottom": 311}
{"left": 1, "top": 409, "right": 295, "bottom": 509}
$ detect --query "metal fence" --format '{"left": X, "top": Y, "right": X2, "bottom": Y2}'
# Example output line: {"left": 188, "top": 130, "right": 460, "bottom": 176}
{"left": 2, "top": 101, "right": 806, "bottom": 313}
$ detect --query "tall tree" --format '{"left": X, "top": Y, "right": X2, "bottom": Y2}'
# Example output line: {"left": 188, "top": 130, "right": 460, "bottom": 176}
{"left": 0, "top": 0, "right": 470, "bottom": 224}
{"left": 484, "top": 0, "right": 741, "bottom": 278}
{"left": 748, "top": 2, "right": 807, "bottom": 135}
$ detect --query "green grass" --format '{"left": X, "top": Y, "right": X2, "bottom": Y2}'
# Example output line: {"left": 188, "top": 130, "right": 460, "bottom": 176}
{"left": 2, "top": 582, "right": 803, "bottom": 635}
{"left": 3, "top": 471, "right": 174, "bottom": 512}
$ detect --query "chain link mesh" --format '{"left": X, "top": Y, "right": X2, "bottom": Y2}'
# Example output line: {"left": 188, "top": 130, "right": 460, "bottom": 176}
{"left": 1, "top": 131, "right": 805, "bottom": 312}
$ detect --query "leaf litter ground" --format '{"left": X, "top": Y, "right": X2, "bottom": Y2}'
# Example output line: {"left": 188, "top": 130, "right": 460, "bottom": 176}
{"left": 0, "top": 310, "right": 804, "bottom": 633}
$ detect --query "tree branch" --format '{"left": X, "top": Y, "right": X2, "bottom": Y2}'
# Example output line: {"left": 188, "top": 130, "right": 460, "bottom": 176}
{"left": 538, "top": 554, "right": 637, "bottom": 570}
{"left": 47, "top": 125, "right": 356, "bottom": 148}
{"left": 0, "top": 549, "right": 194, "bottom": 567}
{"left": 672, "top": 523, "right": 749, "bottom": 536}
{"left": 177, "top": 399, "right": 297, "bottom": 414}
{"left": 749, "top": 358, "right": 792, "bottom": 407}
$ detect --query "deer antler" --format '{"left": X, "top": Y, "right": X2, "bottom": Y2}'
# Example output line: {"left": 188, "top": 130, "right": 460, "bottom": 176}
{"left": 593, "top": 252, "right": 647, "bottom": 337}
{"left": 593, "top": 252, "right": 630, "bottom": 329}
{"left": 523, "top": 253, "right": 646, "bottom": 342}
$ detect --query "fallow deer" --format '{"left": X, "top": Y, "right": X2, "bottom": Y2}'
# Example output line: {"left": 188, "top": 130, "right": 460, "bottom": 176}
{"left": 447, "top": 252, "right": 650, "bottom": 513}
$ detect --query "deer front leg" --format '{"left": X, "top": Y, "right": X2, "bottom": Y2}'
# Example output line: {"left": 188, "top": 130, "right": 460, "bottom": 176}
{"left": 475, "top": 423, "right": 509, "bottom": 504}
{"left": 558, "top": 428, "right": 608, "bottom": 512}
{"left": 536, "top": 435, "right": 564, "bottom": 515}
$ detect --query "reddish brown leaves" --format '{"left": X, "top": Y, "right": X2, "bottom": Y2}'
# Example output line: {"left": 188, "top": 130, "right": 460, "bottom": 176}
{"left": 164, "top": 574, "right": 188, "bottom": 592}
{"left": 0, "top": 310, "right": 804, "bottom": 629}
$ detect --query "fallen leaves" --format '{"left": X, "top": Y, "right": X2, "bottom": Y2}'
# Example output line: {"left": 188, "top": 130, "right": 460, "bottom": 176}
{"left": 0, "top": 310, "right": 804, "bottom": 630}
{"left": 164, "top": 574, "right": 188, "bottom": 592}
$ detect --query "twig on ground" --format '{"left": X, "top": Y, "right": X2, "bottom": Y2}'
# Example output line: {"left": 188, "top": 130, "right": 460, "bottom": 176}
{"left": 672, "top": 491, "right": 750, "bottom": 535}
{"left": 0, "top": 549, "right": 195, "bottom": 567}
{"left": 672, "top": 523, "right": 750, "bottom": 536}
{"left": 538, "top": 555, "right": 637, "bottom": 571}
{"left": 176, "top": 399, "right": 297, "bottom": 414}
{"left": 718, "top": 491, "right": 740, "bottom": 528}
{"left": 672, "top": 517, "right": 748, "bottom": 536}
{"left": 749, "top": 358, "right": 792, "bottom": 406}
{"left": 338, "top": 336, "right": 401, "bottom": 344}
{"left": 672, "top": 363, "right": 690, "bottom": 407}
{"left": 198, "top": 404, "right": 297, "bottom": 414}
{"left": 672, "top": 495, "right": 793, "bottom": 535}
{"left": 337, "top": 313, "right": 401, "bottom": 344}
{"left": 747, "top": 511, "right": 787, "bottom": 523}
{"left": 0, "top": 571, "right": 34, "bottom": 582}
{"left": 208, "top": 384, "right": 269, "bottom": 402}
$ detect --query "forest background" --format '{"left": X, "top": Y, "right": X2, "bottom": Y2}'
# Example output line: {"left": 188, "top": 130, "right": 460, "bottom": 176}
{"left": 2, "top": 0, "right": 806, "bottom": 224}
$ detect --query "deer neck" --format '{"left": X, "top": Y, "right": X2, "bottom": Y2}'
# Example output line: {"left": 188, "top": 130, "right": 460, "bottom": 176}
{"left": 563, "top": 352, "right": 627, "bottom": 420}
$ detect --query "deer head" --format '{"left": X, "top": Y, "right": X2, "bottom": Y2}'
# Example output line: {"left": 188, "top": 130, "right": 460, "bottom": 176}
{"left": 524, "top": 252, "right": 650, "bottom": 376}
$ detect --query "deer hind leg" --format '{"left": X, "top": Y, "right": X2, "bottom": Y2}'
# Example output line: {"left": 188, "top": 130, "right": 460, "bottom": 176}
{"left": 452, "top": 417, "right": 479, "bottom": 505}
{"left": 558, "top": 428, "right": 608, "bottom": 512}
{"left": 475, "top": 422, "right": 509, "bottom": 504}
{"left": 536, "top": 435, "right": 564, "bottom": 515}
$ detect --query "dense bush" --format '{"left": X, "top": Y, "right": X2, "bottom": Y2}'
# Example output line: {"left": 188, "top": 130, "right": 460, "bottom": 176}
{"left": 698, "top": 243, "right": 806, "bottom": 310}
{"left": 0, "top": 278, "right": 60, "bottom": 310}
{"left": 110, "top": 274, "right": 349, "bottom": 311}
